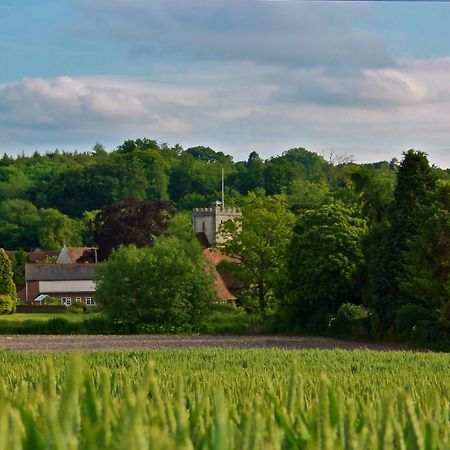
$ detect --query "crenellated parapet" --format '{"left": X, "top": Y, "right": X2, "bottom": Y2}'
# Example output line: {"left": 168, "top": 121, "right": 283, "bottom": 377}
{"left": 192, "top": 202, "right": 242, "bottom": 246}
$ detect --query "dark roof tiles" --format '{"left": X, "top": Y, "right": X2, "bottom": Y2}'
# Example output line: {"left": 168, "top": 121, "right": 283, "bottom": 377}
{"left": 25, "top": 263, "right": 97, "bottom": 281}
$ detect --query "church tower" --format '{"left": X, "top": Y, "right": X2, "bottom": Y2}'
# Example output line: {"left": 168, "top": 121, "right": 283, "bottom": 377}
{"left": 192, "top": 201, "right": 241, "bottom": 247}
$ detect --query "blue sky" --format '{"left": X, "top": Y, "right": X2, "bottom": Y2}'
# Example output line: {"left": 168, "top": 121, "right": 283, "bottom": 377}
{"left": 1, "top": 0, "right": 450, "bottom": 167}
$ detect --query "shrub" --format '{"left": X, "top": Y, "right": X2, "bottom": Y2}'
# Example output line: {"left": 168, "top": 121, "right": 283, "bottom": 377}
{"left": 96, "top": 238, "right": 216, "bottom": 327}
{"left": 0, "top": 248, "right": 16, "bottom": 313}
{"left": 41, "top": 296, "right": 62, "bottom": 306}
{"left": 396, "top": 303, "right": 434, "bottom": 338}
{"left": 412, "top": 319, "right": 450, "bottom": 350}
{"left": 330, "top": 303, "right": 369, "bottom": 338}
{"left": 67, "top": 302, "right": 85, "bottom": 314}
{"left": 0, "top": 294, "right": 14, "bottom": 315}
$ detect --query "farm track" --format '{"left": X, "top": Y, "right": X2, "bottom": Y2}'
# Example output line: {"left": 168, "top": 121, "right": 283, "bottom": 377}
{"left": 0, "top": 334, "right": 413, "bottom": 352}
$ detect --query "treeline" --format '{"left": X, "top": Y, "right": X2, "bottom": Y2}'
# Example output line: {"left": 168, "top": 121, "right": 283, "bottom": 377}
{"left": 217, "top": 150, "right": 450, "bottom": 347}
{"left": 1, "top": 138, "right": 428, "bottom": 250}
{"left": 1, "top": 139, "right": 449, "bottom": 346}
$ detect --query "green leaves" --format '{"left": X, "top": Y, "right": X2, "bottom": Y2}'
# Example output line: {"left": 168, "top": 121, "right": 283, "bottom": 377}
{"left": 220, "top": 192, "right": 295, "bottom": 313}
{"left": 286, "top": 202, "right": 366, "bottom": 327}
{"left": 96, "top": 237, "right": 215, "bottom": 327}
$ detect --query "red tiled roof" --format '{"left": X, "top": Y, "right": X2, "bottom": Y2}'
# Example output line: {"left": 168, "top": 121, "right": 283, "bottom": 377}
{"left": 202, "top": 249, "right": 238, "bottom": 302}
{"left": 202, "top": 248, "right": 239, "bottom": 265}
{"left": 62, "top": 247, "right": 97, "bottom": 263}
{"left": 5, "top": 250, "right": 60, "bottom": 262}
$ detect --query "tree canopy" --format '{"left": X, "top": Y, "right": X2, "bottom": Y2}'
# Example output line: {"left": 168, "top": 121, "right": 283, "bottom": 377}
{"left": 96, "top": 238, "right": 215, "bottom": 327}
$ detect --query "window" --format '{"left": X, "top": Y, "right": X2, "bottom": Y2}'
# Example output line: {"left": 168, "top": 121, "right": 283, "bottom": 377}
{"left": 86, "top": 297, "right": 96, "bottom": 306}
{"left": 61, "top": 297, "right": 72, "bottom": 306}
{"left": 75, "top": 297, "right": 82, "bottom": 302}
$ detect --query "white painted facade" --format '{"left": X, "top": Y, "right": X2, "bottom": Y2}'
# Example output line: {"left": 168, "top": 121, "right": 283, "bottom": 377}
{"left": 39, "top": 280, "right": 96, "bottom": 294}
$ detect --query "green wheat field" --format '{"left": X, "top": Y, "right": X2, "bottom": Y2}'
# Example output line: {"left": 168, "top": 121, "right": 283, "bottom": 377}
{"left": 0, "top": 349, "right": 449, "bottom": 449}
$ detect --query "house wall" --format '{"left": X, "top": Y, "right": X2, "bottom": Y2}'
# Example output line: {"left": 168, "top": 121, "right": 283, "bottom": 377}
{"left": 48, "top": 293, "right": 96, "bottom": 305}
{"left": 39, "top": 280, "right": 96, "bottom": 293}
{"left": 26, "top": 281, "right": 40, "bottom": 302}
{"left": 26, "top": 280, "right": 96, "bottom": 304}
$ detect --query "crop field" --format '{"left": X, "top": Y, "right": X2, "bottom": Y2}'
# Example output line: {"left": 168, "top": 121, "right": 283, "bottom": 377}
{"left": 0, "top": 349, "right": 449, "bottom": 449}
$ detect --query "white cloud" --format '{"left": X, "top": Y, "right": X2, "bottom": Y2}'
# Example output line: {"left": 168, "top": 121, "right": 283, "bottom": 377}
{"left": 1, "top": 56, "right": 450, "bottom": 167}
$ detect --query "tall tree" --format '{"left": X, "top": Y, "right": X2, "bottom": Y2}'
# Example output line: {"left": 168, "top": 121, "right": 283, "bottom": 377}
{"left": 285, "top": 202, "right": 366, "bottom": 329}
{"left": 220, "top": 193, "right": 295, "bottom": 313}
{"left": 366, "top": 150, "right": 435, "bottom": 327}
{"left": 399, "top": 180, "right": 450, "bottom": 319}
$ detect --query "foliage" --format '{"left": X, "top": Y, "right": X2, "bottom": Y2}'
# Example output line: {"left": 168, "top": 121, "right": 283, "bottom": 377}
{"left": 0, "top": 248, "right": 16, "bottom": 314}
{"left": 0, "top": 294, "right": 14, "bottom": 314}
{"left": 330, "top": 303, "right": 370, "bottom": 338}
{"left": 220, "top": 193, "right": 295, "bottom": 313}
{"left": 11, "top": 248, "right": 27, "bottom": 287}
{"left": 286, "top": 202, "right": 366, "bottom": 329}
{"left": 96, "top": 238, "right": 215, "bottom": 326}
{"left": 399, "top": 180, "right": 450, "bottom": 319}
{"left": 88, "top": 198, "right": 176, "bottom": 261}
{"left": 395, "top": 303, "right": 435, "bottom": 338}
{"left": 366, "top": 150, "right": 435, "bottom": 327}
{"left": 37, "top": 208, "right": 84, "bottom": 250}
{"left": 0, "top": 350, "right": 448, "bottom": 448}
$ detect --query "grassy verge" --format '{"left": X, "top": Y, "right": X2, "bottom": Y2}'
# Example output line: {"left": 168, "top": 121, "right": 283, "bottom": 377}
{"left": 0, "top": 312, "right": 101, "bottom": 323}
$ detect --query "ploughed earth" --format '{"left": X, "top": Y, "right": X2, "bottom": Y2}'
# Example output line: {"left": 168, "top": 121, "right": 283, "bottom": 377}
{"left": 0, "top": 335, "right": 412, "bottom": 352}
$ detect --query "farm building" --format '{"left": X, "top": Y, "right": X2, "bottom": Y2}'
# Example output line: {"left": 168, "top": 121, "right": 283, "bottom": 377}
{"left": 25, "top": 263, "right": 96, "bottom": 306}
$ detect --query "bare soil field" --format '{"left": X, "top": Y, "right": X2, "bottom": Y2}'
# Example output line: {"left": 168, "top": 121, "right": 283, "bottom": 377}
{"left": 0, "top": 335, "right": 412, "bottom": 352}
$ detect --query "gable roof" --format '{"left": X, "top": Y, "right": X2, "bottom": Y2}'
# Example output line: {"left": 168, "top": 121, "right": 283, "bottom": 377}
{"left": 6, "top": 250, "right": 60, "bottom": 263}
{"left": 57, "top": 247, "right": 98, "bottom": 263}
{"left": 202, "top": 249, "right": 237, "bottom": 301}
{"left": 26, "top": 263, "right": 97, "bottom": 281}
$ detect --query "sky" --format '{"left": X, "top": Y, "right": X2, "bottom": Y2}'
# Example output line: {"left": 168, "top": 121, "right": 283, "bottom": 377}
{"left": 1, "top": 0, "right": 450, "bottom": 167}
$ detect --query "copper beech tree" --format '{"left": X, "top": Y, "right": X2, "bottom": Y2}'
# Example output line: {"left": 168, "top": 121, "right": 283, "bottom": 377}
{"left": 85, "top": 198, "right": 176, "bottom": 261}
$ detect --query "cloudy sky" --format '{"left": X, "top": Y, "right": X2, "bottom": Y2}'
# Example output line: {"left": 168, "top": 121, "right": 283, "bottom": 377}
{"left": 1, "top": 0, "right": 450, "bottom": 167}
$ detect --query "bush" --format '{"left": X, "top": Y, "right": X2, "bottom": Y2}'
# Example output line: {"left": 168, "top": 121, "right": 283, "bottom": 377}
{"left": 96, "top": 238, "right": 216, "bottom": 327}
{"left": 41, "top": 296, "right": 62, "bottom": 306}
{"left": 396, "top": 303, "right": 434, "bottom": 338}
{"left": 330, "top": 303, "right": 369, "bottom": 338}
{"left": 412, "top": 319, "right": 450, "bottom": 350}
{"left": 67, "top": 302, "right": 85, "bottom": 314}
{"left": 0, "top": 294, "right": 14, "bottom": 314}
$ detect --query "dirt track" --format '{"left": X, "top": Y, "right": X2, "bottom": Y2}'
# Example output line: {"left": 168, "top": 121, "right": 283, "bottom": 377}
{"left": 0, "top": 335, "right": 412, "bottom": 352}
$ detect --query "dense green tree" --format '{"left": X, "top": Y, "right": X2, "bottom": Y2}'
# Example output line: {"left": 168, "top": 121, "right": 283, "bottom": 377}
{"left": 399, "top": 180, "right": 450, "bottom": 319}
{"left": 37, "top": 208, "right": 84, "bottom": 250}
{"left": 366, "top": 150, "right": 435, "bottom": 327}
{"left": 0, "top": 199, "right": 39, "bottom": 249}
{"left": 220, "top": 193, "right": 295, "bottom": 313}
{"left": 0, "top": 248, "right": 16, "bottom": 314}
{"left": 228, "top": 151, "right": 265, "bottom": 194}
{"left": 96, "top": 239, "right": 214, "bottom": 326}
{"left": 264, "top": 148, "right": 329, "bottom": 195}
{"left": 288, "top": 180, "right": 330, "bottom": 211}
{"left": 350, "top": 167, "right": 395, "bottom": 227}
{"left": 0, "top": 166, "right": 29, "bottom": 201}
{"left": 285, "top": 202, "right": 366, "bottom": 329}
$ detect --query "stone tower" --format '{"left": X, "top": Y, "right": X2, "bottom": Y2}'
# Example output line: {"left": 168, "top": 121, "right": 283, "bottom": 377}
{"left": 192, "top": 201, "right": 241, "bottom": 247}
